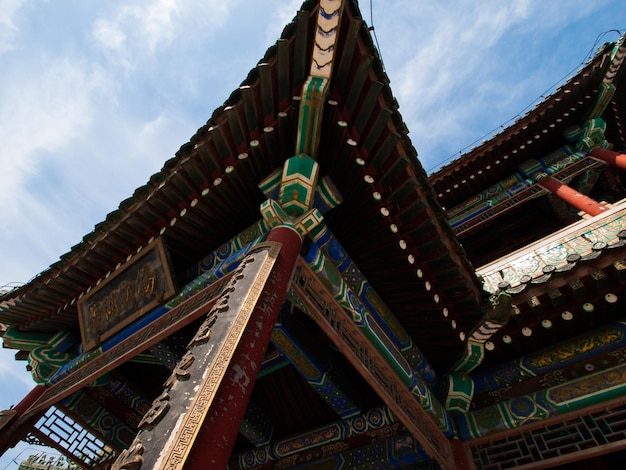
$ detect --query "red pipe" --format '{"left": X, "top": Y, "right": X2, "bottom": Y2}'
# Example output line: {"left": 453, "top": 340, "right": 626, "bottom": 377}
{"left": 537, "top": 175, "right": 608, "bottom": 216}
{"left": 590, "top": 147, "right": 626, "bottom": 171}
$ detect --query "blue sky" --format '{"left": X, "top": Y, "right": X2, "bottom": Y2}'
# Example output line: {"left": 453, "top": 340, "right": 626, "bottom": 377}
{"left": 1, "top": 0, "right": 625, "bottom": 466}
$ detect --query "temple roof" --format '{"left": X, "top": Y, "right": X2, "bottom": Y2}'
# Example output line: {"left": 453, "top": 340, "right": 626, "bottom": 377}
{"left": 427, "top": 33, "right": 626, "bottom": 373}
{"left": 0, "top": 0, "right": 483, "bottom": 372}
{"left": 429, "top": 40, "right": 622, "bottom": 210}
{"left": 425, "top": 37, "right": 626, "bottom": 272}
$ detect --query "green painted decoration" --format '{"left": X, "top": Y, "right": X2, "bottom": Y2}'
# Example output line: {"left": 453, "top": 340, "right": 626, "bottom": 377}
{"left": 302, "top": 241, "right": 451, "bottom": 434}
{"left": 310, "top": 224, "right": 438, "bottom": 387}
{"left": 295, "top": 76, "right": 329, "bottom": 158}
{"left": 440, "top": 372, "right": 474, "bottom": 414}
{"left": 458, "top": 362, "right": 626, "bottom": 440}
{"left": 279, "top": 154, "right": 320, "bottom": 217}
{"left": 2, "top": 326, "right": 53, "bottom": 351}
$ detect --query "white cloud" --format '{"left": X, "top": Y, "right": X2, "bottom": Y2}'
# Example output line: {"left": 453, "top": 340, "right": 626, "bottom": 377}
{"left": 0, "top": 346, "right": 33, "bottom": 391}
{"left": 0, "top": 0, "right": 27, "bottom": 53}
{"left": 0, "top": 57, "right": 109, "bottom": 221}
{"left": 268, "top": 0, "right": 302, "bottom": 41}
{"left": 135, "top": 0, "right": 180, "bottom": 51}
{"left": 92, "top": 0, "right": 179, "bottom": 56}
{"left": 372, "top": 0, "right": 614, "bottom": 170}
{"left": 391, "top": 3, "right": 532, "bottom": 111}
{"left": 92, "top": 17, "right": 126, "bottom": 51}
{"left": 91, "top": 0, "right": 236, "bottom": 71}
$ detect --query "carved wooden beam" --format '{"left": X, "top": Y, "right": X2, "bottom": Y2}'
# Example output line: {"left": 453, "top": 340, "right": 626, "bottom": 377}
{"left": 289, "top": 259, "right": 455, "bottom": 469}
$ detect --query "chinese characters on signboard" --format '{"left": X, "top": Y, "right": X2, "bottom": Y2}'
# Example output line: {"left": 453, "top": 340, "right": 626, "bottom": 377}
{"left": 78, "top": 238, "right": 176, "bottom": 351}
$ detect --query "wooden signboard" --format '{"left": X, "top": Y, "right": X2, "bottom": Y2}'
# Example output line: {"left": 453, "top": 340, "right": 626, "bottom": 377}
{"left": 78, "top": 237, "right": 176, "bottom": 351}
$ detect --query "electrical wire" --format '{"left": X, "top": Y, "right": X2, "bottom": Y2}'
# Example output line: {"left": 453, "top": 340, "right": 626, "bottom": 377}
{"left": 367, "top": 0, "right": 386, "bottom": 72}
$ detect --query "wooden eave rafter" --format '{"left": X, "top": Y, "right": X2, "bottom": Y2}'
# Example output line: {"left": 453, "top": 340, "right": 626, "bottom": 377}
{"left": 477, "top": 248, "right": 626, "bottom": 369}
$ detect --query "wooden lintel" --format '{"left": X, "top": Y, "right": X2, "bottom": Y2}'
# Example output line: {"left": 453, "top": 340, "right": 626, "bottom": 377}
{"left": 290, "top": 259, "right": 456, "bottom": 469}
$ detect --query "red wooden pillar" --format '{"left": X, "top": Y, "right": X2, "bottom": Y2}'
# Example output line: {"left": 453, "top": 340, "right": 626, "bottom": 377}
{"left": 185, "top": 225, "right": 302, "bottom": 469}
{"left": 450, "top": 439, "right": 476, "bottom": 470}
{"left": 0, "top": 385, "right": 46, "bottom": 455}
{"left": 536, "top": 175, "right": 608, "bottom": 216}
{"left": 590, "top": 147, "right": 626, "bottom": 171}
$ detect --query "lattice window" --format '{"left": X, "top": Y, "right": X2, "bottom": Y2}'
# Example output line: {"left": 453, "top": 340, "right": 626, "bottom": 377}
{"left": 31, "top": 406, "right": 116, "bottom": 467}
{"left": 471, "top": 402, "right": 626, "bottom": 469}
